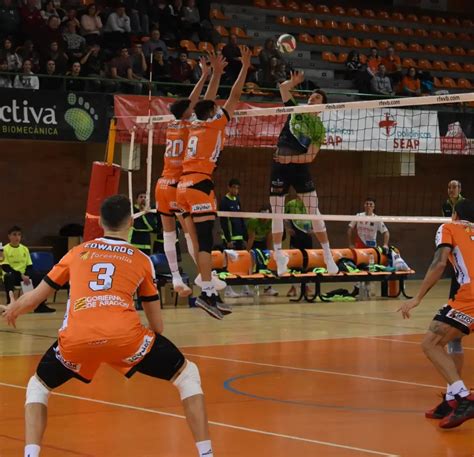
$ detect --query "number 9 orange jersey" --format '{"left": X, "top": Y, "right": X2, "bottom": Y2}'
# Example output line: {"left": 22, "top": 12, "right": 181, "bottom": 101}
{"left": 182, "top": 109, "right": 230, "bottom": 176}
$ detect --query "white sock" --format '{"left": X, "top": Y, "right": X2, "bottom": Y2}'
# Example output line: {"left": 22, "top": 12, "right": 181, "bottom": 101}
{"left": 447, "top": 380, "right": 470, "bottom": 398}
{"left": 274, "top": 242, "right": 282, "bottom": 252}
{"left": 163, "top": 231, "right": 180, "bottom": 274}
{"left": 185, "top": 233, "right": 197, "bottom": 264}
{"left": 446, "top": 384, "right": 455, "bottom": 400}
{"left": 196, "top": 440, "right": 213, "bottom": 457}
{"left": 320, "top": 241, "right": 332, "bottom": 259}
{"left": 25, "top": 444, "right": 41, "bottom": 457}
{"left": 201, "top": 281, "right": 216, "bottom": 297}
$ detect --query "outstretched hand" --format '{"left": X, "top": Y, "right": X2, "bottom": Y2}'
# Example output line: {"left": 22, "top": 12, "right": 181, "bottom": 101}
{"left": 238, "top": 45, "right": 252, "bottom": 68}
{"left": 289, "top": 70, "right": 305, "bottom": 86}
{"left": 208, "top": 50, "right": 228, "bottom": 74}
{"left": 397, "top": 298, "right": 420, "bottom": 319}
{"left": 0, "top": 292, "right": 19, "bottom": 328}
{"left": 198, "top": 56, "right": 210, "bottom": 77}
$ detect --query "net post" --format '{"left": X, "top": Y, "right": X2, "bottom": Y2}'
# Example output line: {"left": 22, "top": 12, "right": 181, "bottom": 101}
{"left": 105, "top": 118, "right": 117, "bottom": 165}
{"left": 146, "top": 123, "right": 154, "bottom": 210}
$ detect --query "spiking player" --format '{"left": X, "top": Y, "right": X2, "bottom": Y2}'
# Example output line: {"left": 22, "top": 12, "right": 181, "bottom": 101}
{"left": 177, "top": 46, "right": 252, "bottom": 320}
{"left": 269, "top": 71, "right": 339, "bottom": 276}
{"left": 1, "top": 195, "right": 216, "bottom": 457}
{"left": 156, "top": 53, "right": 227, "bottom": 297}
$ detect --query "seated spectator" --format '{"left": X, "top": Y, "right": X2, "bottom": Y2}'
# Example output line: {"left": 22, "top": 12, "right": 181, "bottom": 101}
{"left": 0, "top": 59, "right": 12, "bottom": 88}
{"left": 62, "top": 7, "right": 79, "bottom": 27}
{"left": 382, "top": 46, "right": 402, "bottom": 85}
{"left": 258, "top": 38, "right": 283, "bottom": 69}
{"left": 0, "top": 38, "right": 22, "bottom": 72}
{"left": 65, "top": 60, "right": 85, "bottom": 91}
{"left": 130, "top": 41, "right": 147, "bottom": 79}
{"left": 370, "top": 64, "right": 394, "bottom": 96}
{"left": 0, "top": 0, "right": 21, "bottom": 42}
{"left": 63, "top": 19, "right": 85, "bottom": 60}
{"left": 42, "top": 40, "right": 68, "bottom": 74}
{"left": 40, "top": 0, "right": 60, "bottom": 22}
{"left": 80, "top": 3, "right": 103, "bottom": 45}
{"left": 419, "top": 70, "right": 434, "bottom": 95}
{"left": 143, "top": 28, "right": 168, "bottom": 60}
{"left": 366, "top": 47, "right": 381, "bottom": 75}
{"left": 16, "top": 40, "right": 40, "bottom": 72}
{"left": 108, "top": 47, "right": 140, "bottom": 94}
{"left": 259, "top": 56, "right": 286, "bottom": 87}
{"left": 222, "top": 33, "right": 241, "bottom": 84}
{"left": 103, "top": 5, "right": 131, "bottom": 52}
{"left": 40, "top": 59, "right": 63, "bottom": 90}
{"left": 149, "top": 47, "right": 170, "bottom": 93}
{"left": 400, "top": 66, "right": 421, "bottom": 96}
{"left": 124, "top": 0, "right": 150, "bottom": 36}
{"left": 345, "top": 50, "right": 361, "bottom": 79}
{"left": 37, "top": 16, "right": 65, "bottom": 54}
{"left": 20, "top": 0, "right": 43, "bottom": 40}
{"left": 180, "top": 0, "right": 200, "bottom": 41}
{"left": 170, "top": 48, "right": 193, "bottom": 87}
{"left": 14, "top": 59, "right": 39, "bottom": 89}
{"left": 1, "top": 226, "right": 54, "bottom": 313}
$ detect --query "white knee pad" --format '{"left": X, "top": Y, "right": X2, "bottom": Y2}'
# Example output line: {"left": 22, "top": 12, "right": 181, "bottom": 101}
{"left": 270, "top": 196, "right": 285, "bottom": 234}
{"left": 163, "top": 230, "right": 177, "bottom": 248}
{"left": 298, "top": 192, "right": 326, "bottom": 232}
{"left": 447, "top": 338, "right": 464, "bottom": 354}
{"left": 25, "top": 376, "right": 51, "bottom": 406}
{"left": 172, "top": 361, "right": 203, "bottom": 400}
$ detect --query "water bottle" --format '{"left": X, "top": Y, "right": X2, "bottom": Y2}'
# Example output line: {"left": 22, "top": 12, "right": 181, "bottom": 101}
{"left": 368, "top": 253, "right": 376, "bottom": 298}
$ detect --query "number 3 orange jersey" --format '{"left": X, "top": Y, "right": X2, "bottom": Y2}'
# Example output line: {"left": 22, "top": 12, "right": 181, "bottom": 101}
{"left": 44, "top": 237, "right": 159, "bottom": 346}
{"left": 182, "top": 109, "right": 229, "bottom": 176}
{"left": 161, "top": 119, "right": 191, "bottom": 182}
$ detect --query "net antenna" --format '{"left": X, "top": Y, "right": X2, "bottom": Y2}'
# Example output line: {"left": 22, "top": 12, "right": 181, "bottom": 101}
{"left": 145, "top": 51, "right": 154, "bottom": 212}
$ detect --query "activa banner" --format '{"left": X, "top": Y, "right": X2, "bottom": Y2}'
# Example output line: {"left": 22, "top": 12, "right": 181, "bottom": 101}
{"left": 0, "top": 89, "right": 109, "bottom": 142}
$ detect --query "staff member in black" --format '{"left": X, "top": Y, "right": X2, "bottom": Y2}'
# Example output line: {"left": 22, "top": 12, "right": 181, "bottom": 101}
{"left": 129, "top": 190, "right": 157, "bottom": 256}
{"left": 219, "top": 178, "right": 246, "bottom": 250}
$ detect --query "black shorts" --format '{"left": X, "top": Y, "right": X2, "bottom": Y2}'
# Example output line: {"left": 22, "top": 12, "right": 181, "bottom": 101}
{"left": 270, "top": 162, "right": 315, "bottom": 196}
{"left": 36, "top": 334, "right": 186, "bottom": 389}
{"left": 433, "top": 304, "right": 473, "bottom": 335}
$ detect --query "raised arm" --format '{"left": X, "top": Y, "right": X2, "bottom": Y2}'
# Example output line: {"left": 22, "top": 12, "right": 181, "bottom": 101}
{"left": 279, "top": 70, "right": 305, "bottom": 103}
{"left": 223, "top": 46, "right": 252, "bottom": 117}
{"left": 187, "top": 56, "right": 211, "bottom": 108}
{"left": 204, "top": 52, "right": 227, "bottom": 101}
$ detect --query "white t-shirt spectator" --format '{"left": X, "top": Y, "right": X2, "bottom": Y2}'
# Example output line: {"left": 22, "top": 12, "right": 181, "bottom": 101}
{"left": 349, "top": 213, "right": 388, "bottom": 247}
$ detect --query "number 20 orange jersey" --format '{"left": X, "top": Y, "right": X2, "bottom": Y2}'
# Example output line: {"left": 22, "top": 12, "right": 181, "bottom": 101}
{"left": 161, "top": 119, "right": 191, "bottom": 182}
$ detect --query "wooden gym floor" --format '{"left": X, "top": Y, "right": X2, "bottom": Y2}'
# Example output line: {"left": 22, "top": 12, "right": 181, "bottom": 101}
{"left": 0, "top": 280, "right": 473, "bottom": 457}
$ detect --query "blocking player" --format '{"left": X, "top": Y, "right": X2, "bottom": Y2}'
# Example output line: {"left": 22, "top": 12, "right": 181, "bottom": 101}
{"left": 156, "top": 54, "right": 227, "bottom": 297}
{"left": 398, "top": 198, "right": 474, "bottom": 429}
{"left": 177, "top": 46, "right": 252, "bottom": 320}
{"left": 0, "top": 195, "right": 215, "bottom": 457}
{"left": 270, "top": 71, "right": 339, "bottom": 276}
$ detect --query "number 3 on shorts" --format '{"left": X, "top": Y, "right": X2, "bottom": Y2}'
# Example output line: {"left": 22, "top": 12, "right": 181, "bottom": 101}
{"left": 89, "top": 262, "right": 116, "bottom": 291}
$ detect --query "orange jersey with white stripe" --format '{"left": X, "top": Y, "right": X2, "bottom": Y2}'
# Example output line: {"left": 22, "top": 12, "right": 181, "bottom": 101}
{"left": 45, "top": 237, "right": 159, "bottom": 347}
{"left": 436, "top": 221, "right": 474, "bottom": 302}
{"left": 181, "top": 109, "right": 229, "bottom": 176}
{"left": 162, "top": 119, "right": 190, "bottom": 182}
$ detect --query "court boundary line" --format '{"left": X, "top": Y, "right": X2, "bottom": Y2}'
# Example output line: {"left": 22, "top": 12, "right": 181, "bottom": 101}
{"left": 365, "top": 336, "right": 474, "bottom": 350}
{"left": 0, "top": 381, "right": 399, "bottom": 457}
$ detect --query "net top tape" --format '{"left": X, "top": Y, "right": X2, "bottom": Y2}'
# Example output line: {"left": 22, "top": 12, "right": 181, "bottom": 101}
{"left": 132, "top": 92, "right": 474, "bottom": 124}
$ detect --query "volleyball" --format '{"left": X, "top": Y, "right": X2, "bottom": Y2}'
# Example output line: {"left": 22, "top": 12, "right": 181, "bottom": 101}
{"left": 277, "top": 34, "right": 297, "bottom": 53}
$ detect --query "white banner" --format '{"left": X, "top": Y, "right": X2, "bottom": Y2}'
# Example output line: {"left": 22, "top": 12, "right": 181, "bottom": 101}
{"left": 321, "top": 108, "right": 441, "bottom": 153}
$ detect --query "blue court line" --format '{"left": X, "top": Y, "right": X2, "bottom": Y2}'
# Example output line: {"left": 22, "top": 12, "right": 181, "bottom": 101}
{"left": 223, "top": 371, "right": 424, "bottom": 414}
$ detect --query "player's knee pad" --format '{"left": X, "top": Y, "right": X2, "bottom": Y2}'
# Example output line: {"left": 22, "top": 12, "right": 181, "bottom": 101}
{"left": 163, "top": 230, "right": 177, "bottom": 249}
{"left": 195, "top": 220, "right": 214, "bottom": 253}
{"left": 270, "top": 196, "right": 285, "bottom": 234}
{"left": 172, "top": 361, "right": 203, "bottom": 400}
{"left": 447, "top": 338, "right": 464, "bottom": 354}
{"left": 25, "top": 375, "right": 51, "bottom": 406}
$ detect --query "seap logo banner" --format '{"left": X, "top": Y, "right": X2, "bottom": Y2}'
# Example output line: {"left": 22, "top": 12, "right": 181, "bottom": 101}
{"left": 0, "top": 89, "right": 109, "bottom": 142}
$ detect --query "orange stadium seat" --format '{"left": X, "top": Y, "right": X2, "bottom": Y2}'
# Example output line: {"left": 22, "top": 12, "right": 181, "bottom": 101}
{"left": 186, "top": 58, "right": 197, "bottom": 69}
{"left": 402, "top": 57, "right": 417, "bottom": 68}
{"left": 453, "top": 46, "right": 466, "bottom": 56}
{"left": 463, "top": 63, "right": 474, "bottom": 73}
{"left": 292, "top": 17, "right": 308, "bottom": 27}
{"left": 198, "top": 41, "right": 214, "bottom": 53}
{"left": 330, "top": 36, "right": 346, "bottom": 46}
{"left": 316, "top": 4, "right": 330, "bottom": 14}
{"left": 417, "top": 59, "right": 432, "bottom": 70}
{"left": 394, "top": 42, "right": 407, "bottom": 51}
{"left": 434, "top": 76, "right": 442, "bottom": 88}
{"left": 434, "top": 16, "right": 446, "bottom": 25}
{"left": 377, "top": 40, "right": 391, "bottom": 50}
{"left": 230, "top": 27, "right": 248, "bottom": 38}
{"left": 252, "top": 45, "right": 263, "bottom": 56}
{"left": 442, "top": 77, "right": 457, "bottom": 88}
{"left": 314, "top": 34, "right": 329, "bottom": 45}
{"left": 338, "top": 52, "right": 348, "bottom": 62}
{"left": 377, "top": 10, "right": 390, "bottom": 19}
{"left": 347, "top": 37, "right": 362, "bottom": 48}
{"left": 332, "top": 6, "right": 345, "bottom": 15}
{"left": 301, "top": 2, "right": 315, "bottom": 13}
{"left": 461, "top": 19, "right": 473, "bottom": 27}
{"left": 362, "top": 9, "right": 375, "bottom": 18}
{"left": 385, "top": 26, "right": 399, "bottom": 35}
{"left": 243, "top": 82, "right": 271, "bottom": 96}
{"left": 299, "top": 33, "right": 315, "bottom": 44}
{"left": 211, "top": 251, "right": 226, "bottom": 270}
{"left": 408, "top": 43, "right": 422, "bottom": 52}
{"left": 420, "top": 15, "right": 432, "bottom": 24}
{"left": 254, "top": 0, "right": 266, "bottom": 7}
{"left": 469, "top": 49, "right": 474, "bottom": 57}
{"left": 438, "top": 46, "right": 452, "bottom": 55}
{"left": 362, "top": 38, "right": 376, "bottom": 48}
{"left": 444, "top": 32, "right": 457, "bottom": 40}
{"left": 391, "top": 12, "right": 404, "bottom": 21}
{"left": 352, "top": 248, "right": 378, "bottom": 267}
{"left": 306, "top": 249, "right": 326, "bottom": 270}
{"left": 226, "top": 250, "right": 252, "bottom": 276}
{"left": 347, "top": 8, "right": 361, "bottom": 17}
{"left": 269, "top": 0, "right": 285, "bottom": 9}
{"left": 432, "top": 60, "right": 447, "bottom": 70}
{"left": 210, "top": 8, "right": 229, "bottom": 20}
{"left": 401, "top": 27, "right": 414, "bottom": 36}
{"left": 180, "top": 40, "right": 197, "bottom": 51}
{"left": 370, "top": 24, "right": 384, "bottom": 33}
{"left": 332, "top": 248, "right": 356, "bottom": 263}
{"left": 457, "top": 78, "right": 472, "bottom": 89}
{"left": 324, "top": 20, "right": 338, "bottom": 29}
{"left": 339, "top": 21, "right": 354, "bottom": 31}
{"left": 448, "top": 61, "right": 463, "bottom": 72}
{"left": 214, "top": 25, "right": 229, "bottom": 37}
{"left": 448, "top": 18, "right": 460, "bottom": 26}
{"left": 430, "top": 30, "right": 443, "bottom": 39}
{"left": 322, "top": 51, "right": 338, "bottom": 62}
{"left": 415, "top": 29, "right": 429, "bottom": 38}
{"left": 424, "top": 44, "right": 437, "bottom": 53}
{"left": 458, "top": 33, "right": 471, "bottom": 41}
{"left": 406, "top": 13, "right": 418, "bottom": 22}
{"left": 355, "top": 23, "right": 369, "bottom": 32}
{"left": 286, "top": 0, "right": 300, "bottom": 11}
{"left": 308, "top": 18, "right": 323, "bottom": 28}
{"left": 277, "top": 15, "right": 291, "bottom": 25}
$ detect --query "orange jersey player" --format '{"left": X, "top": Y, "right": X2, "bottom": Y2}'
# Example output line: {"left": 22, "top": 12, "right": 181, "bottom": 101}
{"left": 1, "top": 195, "right": 215, "bottom": 457}
{"left": 176, "top": 46, "right": 253, "bottom": 320}
{"left": 155, "top": 54, "right": 228, "bottom": 299}
{"left": 398, "top": 199, "right": 474, "bottom": 429}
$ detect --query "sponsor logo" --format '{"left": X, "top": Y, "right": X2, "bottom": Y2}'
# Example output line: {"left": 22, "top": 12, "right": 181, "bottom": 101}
{"left": 377, "top": 99, "right": 401, "bottom": 107}
{"left": 79, "top": 251, "right": 90, "bottom": 260}
{"left": 447, "top": 308, "right": 474, "bottom": 326}
{"left": 379, "top": 113, "right": 397, "bottom": 137}
{"left": 124, "top": 334, "right": 154, "bottom": 364}
{"left": 88, "top": 339, "right": 108, "bottom": 346}
{"left": 90, "top": 251, "right": 132, "bottom": 264}
{"left": 74, "top": 295, "right": 129, "bottom": 311}
{"left": 54, "top": 347, "right": 81, "bottom": 372}
{"left": 192, "top": 203, "right": 212, "bottom": 212}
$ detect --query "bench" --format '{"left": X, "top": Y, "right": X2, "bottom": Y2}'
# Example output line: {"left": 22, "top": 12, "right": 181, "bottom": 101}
{"left": 211, "top": 247, "right": 415, "bottom": 304}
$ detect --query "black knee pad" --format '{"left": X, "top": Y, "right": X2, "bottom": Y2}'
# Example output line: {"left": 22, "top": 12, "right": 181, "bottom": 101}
{"left": 195, "top": 220, "right": 214, "bottom": 253}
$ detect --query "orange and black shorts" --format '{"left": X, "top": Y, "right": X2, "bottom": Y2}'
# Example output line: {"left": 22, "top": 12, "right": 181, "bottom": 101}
{"left": 177, "top": 173, "right": 217, "bottom": 218}
{"left": 433, "top": 302, "right": 474, "bottom": 335}
{"left": 155, "top": 177, "right": 180, "bottom": 217}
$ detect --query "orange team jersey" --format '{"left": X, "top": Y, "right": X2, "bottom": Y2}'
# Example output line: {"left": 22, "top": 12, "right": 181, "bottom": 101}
{"left": 45, "top": 237, "right": 159, "bottom": 349}
{"left": 436, "top": 221, "right": 474, "bottom": 303}
{"left": 181, "top": 108, "right": 230, "bottom": 176}
{"left": 161, "top": 119, "right": 191, "bottom": 182}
